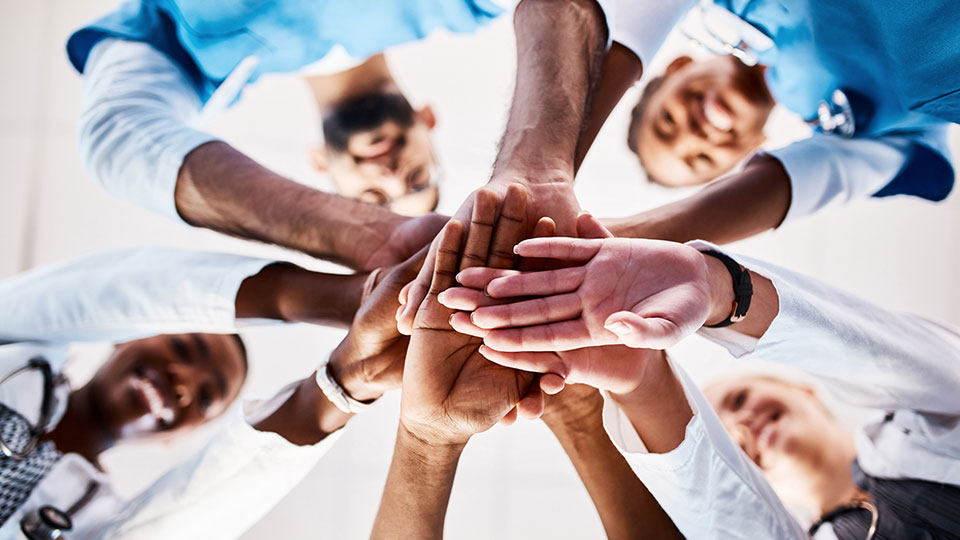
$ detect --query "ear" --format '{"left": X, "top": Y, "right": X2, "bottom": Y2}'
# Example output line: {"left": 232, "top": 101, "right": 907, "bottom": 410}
{"left": 417, "top": 105, "right": 437, "bottom": 130}
{"left": 309, "top": 144, "right": 328, "bottom": 172}
{"left": 664, "top": 55, "right": 694, "bottom": 77}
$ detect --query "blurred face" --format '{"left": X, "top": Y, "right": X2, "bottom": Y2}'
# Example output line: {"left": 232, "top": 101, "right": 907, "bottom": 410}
{"left": 632, "top": 55, "right": 775, "bottom": 186}
{"left": 319, "top": 93, "right": 440, "bottom": 217}
{"left": 704, "top": 377, "right": 841, "bottom": 475}
{"left": 87, "top": 334, "right": 246, "bottom": 441}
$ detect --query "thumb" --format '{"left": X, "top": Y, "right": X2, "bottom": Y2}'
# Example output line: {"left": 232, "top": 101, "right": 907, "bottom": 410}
{"left": 603, "top": 311, "right": 682, "bottom": 349}
{"left": 576, "top": 212, "right": 614, "bottom": 239}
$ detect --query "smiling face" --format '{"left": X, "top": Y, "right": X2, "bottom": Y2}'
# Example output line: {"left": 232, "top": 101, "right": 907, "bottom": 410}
{"left": 87, "top": 334, "right": 247, "bottom": 441}
{"left": 704, "top": 376, "right": 845, "bottom": 476}
{"left": 628, "top": 55, "right": 775, "bottom": 186}
{"left": 318, "top": 92, "right": 440, "bottom": 216}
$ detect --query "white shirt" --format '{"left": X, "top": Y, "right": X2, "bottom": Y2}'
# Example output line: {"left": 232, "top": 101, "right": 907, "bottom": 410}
{"left": 602, "top": 241, "right": 960, "bottom": 540}
{"left": 0, "top": 247, "right": 337, "bottom": 540}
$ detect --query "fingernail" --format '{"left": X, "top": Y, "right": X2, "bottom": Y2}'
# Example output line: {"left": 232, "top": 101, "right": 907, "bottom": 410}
{"left": 578, "top": 211, "right": 592, "bottom": 218}
{"left": 512, "top": 245, "right": 519, "bottom": 255}
{"left": 448, "top": 313, "right": 457, "bottom": 325}
{"left": 437, "top": 291, "right": 447, "bottom": 304}
{"left": 455, "top": 271, "right": 464, "bottom": 284}
{"left": 606, "top": 322, "right": 630, "bottom": 337}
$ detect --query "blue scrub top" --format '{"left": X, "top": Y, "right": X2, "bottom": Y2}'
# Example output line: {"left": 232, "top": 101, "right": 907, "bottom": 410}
{"left": 67, "top": 0, "right": 504, "bottom": 102}
{"left": 716, "top": 0, "right": 959, "bottom": 202}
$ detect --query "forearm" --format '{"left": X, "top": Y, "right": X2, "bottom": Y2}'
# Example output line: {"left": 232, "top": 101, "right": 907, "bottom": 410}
{"left": 547, "top": 420, "right": 683, "bottom": 540}
{"left": 574, "top": 42, "right": 643, "bottom": 171}
{"left": 235, "top": 262, "right": 366, "bottom": 327}
{"left": 493, "top": 0, "right": 609, "bottom": 180}
{"left": 175, "top": 141, "right": 403, "bottom": 269}
{"left": 251, "top": 376, "right": 352, "bottom": 445}
{"left": 604, "top": 154, "right": 791, "bottom": 244}
{"left": 609, "top": 354, "right": 693, "bottom": 455}
{"left": 371, "top": 425, "right": 465, "bottom": 540}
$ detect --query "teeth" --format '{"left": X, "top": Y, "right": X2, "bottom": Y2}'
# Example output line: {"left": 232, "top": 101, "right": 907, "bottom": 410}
{"left": 134, "top": 376, "right": 174, "bottom": 424}
{"left": 704, "top": 97, "right": 734, "bottom": 132}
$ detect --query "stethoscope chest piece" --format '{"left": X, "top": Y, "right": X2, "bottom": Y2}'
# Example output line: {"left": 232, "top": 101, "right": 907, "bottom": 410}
{"left": 20, "top": 505, "right": 72, "bottom": 540}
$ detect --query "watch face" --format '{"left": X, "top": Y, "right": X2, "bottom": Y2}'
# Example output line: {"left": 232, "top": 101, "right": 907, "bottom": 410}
{"left": 39, "top": 505, "right": 73, "bottom": 530}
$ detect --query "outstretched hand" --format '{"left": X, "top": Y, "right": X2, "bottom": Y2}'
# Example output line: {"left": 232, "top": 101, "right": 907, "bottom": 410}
{"left": 400, "top": 185, "right": 548, "bottom": 446}
{"left": 441, "top": 214, "right": 718, "bottom": 352}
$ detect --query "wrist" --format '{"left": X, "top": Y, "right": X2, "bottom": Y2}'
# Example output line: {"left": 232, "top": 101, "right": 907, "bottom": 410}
{"left": 327, "top": 345, "right": 384, "bottom": 403}
{"left": 703, "top": 252, "right": 737, "bottom": 327}
{"left": 397, "top": 419, "right": 467, "bottom": 460}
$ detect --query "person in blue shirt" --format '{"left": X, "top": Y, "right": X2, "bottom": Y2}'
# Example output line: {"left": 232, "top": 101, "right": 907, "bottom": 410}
{"left": 65, "top": 0, "right": 506, "bottom": 269}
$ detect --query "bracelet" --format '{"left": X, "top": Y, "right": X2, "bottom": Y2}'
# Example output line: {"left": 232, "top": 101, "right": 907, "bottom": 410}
{"left": 314, "top": 355, "right": 373, "bottom": 414}
{"left": 700, "top": 249, "right": 753, "bottom": 328}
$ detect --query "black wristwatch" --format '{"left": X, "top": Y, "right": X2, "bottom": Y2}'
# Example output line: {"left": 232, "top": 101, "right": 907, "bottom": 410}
{"left": 700, "top": 249, "right": 753, "bottom": 328}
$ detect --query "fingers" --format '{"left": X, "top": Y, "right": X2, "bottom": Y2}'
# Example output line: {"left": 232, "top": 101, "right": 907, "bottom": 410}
{"left": 479, "top": 346, "right": 569, "bottom": 377}
{"left": 460, "top": 189, "right": 498, "bottom": 272}
{"left": 513, "top": 237, "right": 602, "bottom": 261}
{"left": 487, "top": 183, "right": 529, "bottom": 269}
{"left": 428, "top": 220, "right": 465, "bottom": 297}
{"left": 483, "top": 320, "right": 602, "bottom": 352}
{"left": 470, "top": 293, "right": 582, "bottom": 329}
{"left": 448, "top": 311, "right": 488, "bottom": 338}
{"left": 437, "top": 286, "right": 505, "bottom": 311}
{"left": 397, "top": 246, "right": 436, "bottom": 335}
{"left": 539, "top": 373, "right": 566, "bottom": 395}
{"left": 516, "top": 216, "right": 558, "bottom": 273}
{"left": 516, "top": 382, "right": 545, "bottom": 420}
{"left": 576, "top": 212, "right": 614, "bottom": 239}
{"left": 455, "top": 268, "right": 520, "bottom": 290}
{"left": 603, "top": 311, "right": 684, "bottom": 349}
{"left": 498, "top": 406, "right": 519, "bottom": 426}
{"left": 484, "top": 266, "right": 585, "bottom": 299}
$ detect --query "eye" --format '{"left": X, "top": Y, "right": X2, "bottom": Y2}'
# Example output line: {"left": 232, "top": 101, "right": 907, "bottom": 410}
{"left": 359, "top": 189, "right": 390, "bottom": 206}
{"left": 198, "top": 387, "right": 213, "bottom": 413}
{"left": 732, "top": 390, "right": 747, "bottom": 411}
{"left": 663, "top": 110, "right": 675, "bottom": 125}
{"left": 171, "top": 337, "right": 191, "bottom": 362}
{"left": 697, "top": 153, "right": 715, "bottom": 167}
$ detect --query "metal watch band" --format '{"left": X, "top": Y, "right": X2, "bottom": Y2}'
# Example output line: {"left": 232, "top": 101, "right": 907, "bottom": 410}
{"left": 700, "top": 249, "right": 753, "bottom": 328}
{"left": 314, "top": 355, "right": 373, "bottom": 415}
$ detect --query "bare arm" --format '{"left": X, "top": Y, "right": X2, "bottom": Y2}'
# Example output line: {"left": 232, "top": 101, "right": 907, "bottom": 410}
{"left": 603, "top": 154, "right": 792, "bottom": 245}
{"left": 542, "top": 385, "right": 684, "bottom": 540}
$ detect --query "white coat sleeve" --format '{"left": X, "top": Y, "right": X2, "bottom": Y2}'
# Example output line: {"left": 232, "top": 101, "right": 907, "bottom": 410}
{"left": 78, "top": 38, "right": 219, "bottom": 222}
{"left": 0, "top": 247, "right": 272, "bottom": 344}
{"left": 602, "top": 357, "right": 808, "bottom": 540}
{"left": 765, "top": 134, "right": 917, "bottom": 223}
{"left": 691, "top": 240, "right": 960, "bottom": 416}
{"left": 99, "top": 389, "right": 340, "bottom": 540}
{"left": 594, "top": 0, "right": 695, "bottom": 64}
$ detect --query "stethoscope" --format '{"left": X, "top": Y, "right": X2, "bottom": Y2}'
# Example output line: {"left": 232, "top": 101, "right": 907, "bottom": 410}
{"left": 679, "top": 2, "right": 856, "bottom": 136}
{"left": 0, "top": 357, "right": 100, "bottom": 540}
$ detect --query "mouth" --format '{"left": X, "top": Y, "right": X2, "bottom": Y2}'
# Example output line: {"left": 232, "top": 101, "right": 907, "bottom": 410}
{"left": 701, "top": 91, "right": 735, "bottom": 134}
{"left": 752, "top": 409, "right": 783, "bottom": 462}
{"left": 130, "top": 370, "right": 176, "bottom": 428}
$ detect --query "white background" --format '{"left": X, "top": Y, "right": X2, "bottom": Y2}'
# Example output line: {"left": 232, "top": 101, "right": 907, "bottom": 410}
{"left": 2, "top": 1, "right": 960, "bottom": 538}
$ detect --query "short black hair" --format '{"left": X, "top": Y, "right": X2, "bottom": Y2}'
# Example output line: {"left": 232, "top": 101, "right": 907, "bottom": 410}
{"left": 230, "top": 334, "right": 249, "bottom": 377}
{"left": 322, "top": 92, "right": 416, "bottom": 152}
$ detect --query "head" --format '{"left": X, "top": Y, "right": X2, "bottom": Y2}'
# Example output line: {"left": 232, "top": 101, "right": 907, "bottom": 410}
{"left": 628, "top": 54, "right": 775, "bottom": 187}
{"left": 83, "top": 333, "right": 247, "bottom": 442}
{"left": 313, "top": 92, "right": 440, "bottom": 216}
{"left": 704, "top": 376, "right": 855, "bottom": 499}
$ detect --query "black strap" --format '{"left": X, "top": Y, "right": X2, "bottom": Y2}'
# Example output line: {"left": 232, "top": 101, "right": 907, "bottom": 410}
{"left": 700, "top": 250, "right": 753, "bottom": 328}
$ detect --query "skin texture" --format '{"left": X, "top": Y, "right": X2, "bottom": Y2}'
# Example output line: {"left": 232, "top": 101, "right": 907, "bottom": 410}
{"left": 175, "top": 140, "right": 446, "bottom": 271}
{"left": 540, "top": 384, "right": 684, "bottom": 540}
{"left": 372, "top": 186, "right": 540, "bottom": 540}
{"left": 704, "top": 376, "right": 861, "bottom": 516}
{"left": 44, "top": 333, "right": 246, "bottom": 464}
{"left": 631, "top": 55, "right": 775, "bottom": 186}
{"left": 307, "top": 55, "right": 440, "bottom": 217}
{"left": 395, "top": 0, "right": 609, "bottom": 335}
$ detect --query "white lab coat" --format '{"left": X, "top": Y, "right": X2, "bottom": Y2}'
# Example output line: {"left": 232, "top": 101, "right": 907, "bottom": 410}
{"left": 602, "top": 241, "right": 960, "bottom": 539}
{"left": 0, "top": 247, "right": 339, "bottom": 540}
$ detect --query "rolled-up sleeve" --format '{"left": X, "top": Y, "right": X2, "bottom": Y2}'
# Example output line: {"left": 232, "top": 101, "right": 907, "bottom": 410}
{"left": 691, "top": 240, "right": 960, "bottom": 415}
{"left": 764, "top": 134, "right": 915, "bottom": 223}
{"left": 0, "top": 247, "right": 273, "bottom": 344}
{"left": 602, "top": 358, "right": 807, "bottom": 539}
{"left": 594, "top": 0, "right": 695, "bottom": 64}
{"left": 78, "top": 38, "right": 219, "bottom": 221}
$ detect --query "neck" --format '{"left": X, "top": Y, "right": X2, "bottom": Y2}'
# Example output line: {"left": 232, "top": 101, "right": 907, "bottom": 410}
{"left": 308, "top": 53, "right": 400, "bottom": 110}
{"left": 41, "top": 384, "right": 113, "bottom": 465}
{"left": 812, "top": 434, "right": 865, "bottom": 516}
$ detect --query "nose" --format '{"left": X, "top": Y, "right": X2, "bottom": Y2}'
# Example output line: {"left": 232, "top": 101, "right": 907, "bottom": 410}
{"left": 172, "top": 382, "right": 192, "bottom": 408}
